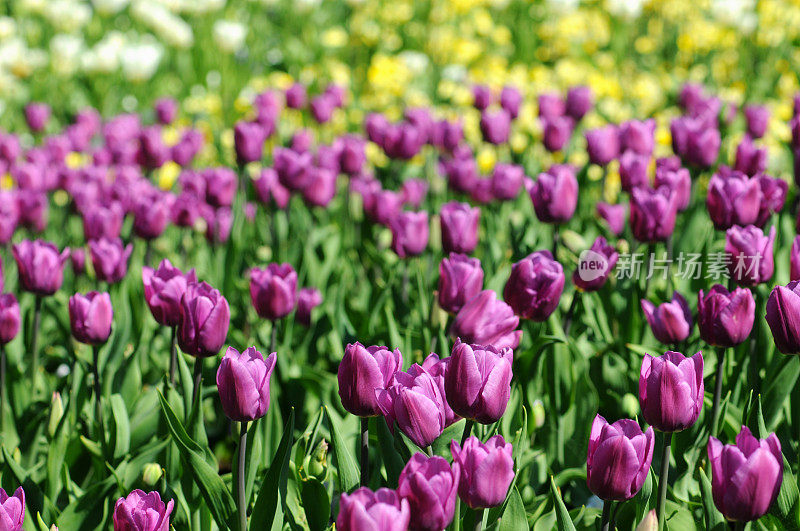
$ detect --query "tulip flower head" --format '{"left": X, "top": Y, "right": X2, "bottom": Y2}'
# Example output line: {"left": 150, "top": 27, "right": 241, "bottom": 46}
{"left": 397, "top": 453, "right": 460, "bottom": 531}
{"left": 450, "top": 290, "right": 521, "bottom": 350}
{"left": 0, "top": 487, "right": 24, "bottom": 531}
{"left": 12, "top": 240, "right": 70, "bottom": 296}
{"left": 503, "top": 251, "right": 565, "bottom": 322}
{"left": 640, "top": 291, "right": 693, "bottom": 345}
{"left": 178, "top": 281, "right": 230, "bottom": 357}
{"left": 69, "top": 292, "right": 113, "bottom": 345}
{"left": 337, "top": 487, "right": 410, "bottom": 531}
{"left": 697, "top": 285, "right": 755, "bottom": 348}
{"left": 113, "top": 489, "right": 174, "bottom": 531}
{"left": 450, "top": 435, "right": 514, "bottom": 509}
{"left": 143, "top": 260, "right": 198, "bottom": 327}
{"left": 249, "top": 263, "right": 298, "bottom": 321}
{"left": 216, "top": 346, "right": 276, "bottom": 422}
{"left": 438, "top": 253, "right": 484, "bottom": 315}
{"left": 586, "top": 415, "right": 654, "bottom": 501}
{"left": 338, "top": 343, "right": 402, "bottom": 417}
{"left": 444, "top": 339, "right": 513, "bottom": 424}
{"left": 639, "top": 351, "right": 704, "bottom": 432}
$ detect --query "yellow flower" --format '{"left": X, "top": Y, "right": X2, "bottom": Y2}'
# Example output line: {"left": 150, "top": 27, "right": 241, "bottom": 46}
{"left": 65, "top": 152, "right": 88, "bottom": 170}
{"left": 157, "top": 161, "right": 181, "bottom": 191}
{"left": 476, "top": 147, "right": 496, "bottom": 173}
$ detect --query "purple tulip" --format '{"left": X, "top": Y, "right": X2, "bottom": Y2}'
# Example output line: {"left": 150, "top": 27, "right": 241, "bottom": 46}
{"left": 444, "top": 339, "right": 513, "bottom": 424}
{"left": 89, "top": 238, "right": 132, "bottom": 284}
{"left": 0, "top": 190, "right": 18, "bottom": 244}
{"left": 337, "top": 487, "right": 410, "bottom": 531}
{"left": 338, "top": 343, "right": 402, "bottom": 417}
{"left": 654, "top": 166, "right": 691, "bottom": 211}
{"left": 725, "top": 225, "right": 775, "bottom": 286}
{"left": 383, "top": 123, "right": 425, "bottom": 160}
{"left": 479, "top": 110, "right": 511, "bottom": 145}
{"left": 310, "top": 94, "right": 336, "bottom": 124}
{"left": 254, "top": 90, "right": 282, "bottom": 128}
{"left": 450, "top": 435, "right": 514, "bottom": 509}
{"left": 234, "top": 121, "right": 266, "bottom": 165}
{"left": 339, "top": 135, "right": 366, "bottom": 175}
{"left": 766, "top": 281, "right": 800, "bottom": 354}
{"left": 0, "top": 294, "right": 20, "bottom": 345}
{"left": 469, "top": 178, "right": 494, "bottom": 205}
{"left": 254, "top": 168, "right": 290, "bottom": 210}
{"left": 113, "top": 489, "right": 174, "bottom": 531}
{"left": 13, "top": 240, "right": 69, "bottom": 295}
{"left": 143, "top": 259, "right": 197, "bottom": 327}
{"left": 154, "top": 98, "right": 178, "bottom": 125}
{"left": 70, "top": 248, "right": 85, "bottom": 276}
{"left": 596, "top": 202, "right": 626, "bottom": 236}
{"left": 565, "top": 86, "right": 593, "bottom": 121}
{"left": 438, "top": 253, "right": 484, "bottom": 315}
{"left": 442, "top": 150, "right": 478, "bottom": 194}
{"left": 25, "top": 103, "right": 50, "bottom": 132}
{"left": 450, "top": 290, "right": 521, "bottom": 350}
{"left": 249, "top": 263, "right": 298, "bottom": 321}
{"left": 69, "top": 292, "right": 113, "bottom": 345}
{"left": 687, "top": 123, "right": 721, "bottom": 168}
{"left": 203, "top": 167, "right": 238, "bottom": 208}
{"left": 296, "top": 287, "right": 322, "bottom": 326}
{"left": 629, "top": 186, "right": 678, "bottom": 243}
{"left": 530, "top": 164, "right": 578, "bottom": 223}
{"left": 639, "top": 351, "right": 704, "bottom": 432}
{"left": 0, "top": 487, "right": 24, "bottom": 531}
{"left": 641, "top": 292, "right": 693, "bottom": 345}
{"left": 734, "top": 136, "right": 767, "bottom": 177}
{"left": 325, "top": 83, "right": 346, "bottom": 107}
{"left": 440, "top": 202, "right": 479, "bottom": 254}
{"left": 364, "top": 188, "right": 403, "bottom": 226}
{"left": 404, "top": 108, "right": 434, "bottom": 143}
{"left": 708, "top": 427, "right": 782, "bottom": 521}
{"left": 172, "top": 129, "right": 204, "bottom": 166}
{"left": 538, "top": 92, "right": 565, "bottom": 120}
{"left": 585, "top": 125, "right": 620, "bottom": 166}
{"left": 490, "top": 163, "right": 524, "bottom": 201}
{"left": 755, "top": 175, "right": 787, "bottom": 227}
{"left": 301, "top": 166, "right": 337, "bottom": 207}
{"left": 792, "top": 237, "right": 800, "bottom": 281}
{"left": 431, "top": 120, "right": 463, "bottom": 152}
{"left": 82, "top": 201, "right": 125, "bottom": 241}
{"left": 504, "top": 251, "right": 565, "bottom": 322}
{"left": 744, "top": 105, "right": 770, "bottom": 139}
{"left": 542, "top": 116, "right": 573, "bottom": 152}
{"left": 499, "top": 86, "right": 522, "bottom": 119}
{"left": 401, "top": 179, "right": 428, "bottom": 209}
{"left": 679, "top": 83, "right": 705, "bottom": 112}
{"left": 138, "top": 126, "right": 170, "bottom": 169}
{"left": 365, "top": 113, "right": 390, "bottom": 145}
{"left": 618, "top": 150, "right": 650, "bottom": 193}
{"left": 216, "top": 346, "right": 276, "bottom": 422}
{"left": 620, "top": 119, "right": 656, "bottom": 155}
{"left": 16, "top": 190, "right": 48, "bottom": 233}
{"left": 420, "top": 353, "right": 458, "bottom": 427}
{"left": 285, "top": 83, "right": 307, "bottom": 109}
{"left": 202, "top": 206, "right": 233, "bottom": 245}
{"left": 178, "top": 281, "right": 230, "bottom": 357}
{"left": 472, "top": 85, "right": 493, "bottom": 110}
{"left": 397, "top": 453, "right": 459, "bottom": 531}
{"left": 697, "top": 285, "right": 755, "bottom": 348}
{"left": 706, "top": 170, "right": 762, "bottom": 230}
{"left": 573, "top": 236, "right": 618, "bottom": 292}
{"left": 586, "top": 415, "right": 654, "bottom": 501}
{"left": 133, "top": 192, "right": 174, "bottom": 240}
{"left": 376, "top": 365, "right": 447, "bottom": 448}
{"left": 391, "top": 211, "right": 429, "bottom": 258}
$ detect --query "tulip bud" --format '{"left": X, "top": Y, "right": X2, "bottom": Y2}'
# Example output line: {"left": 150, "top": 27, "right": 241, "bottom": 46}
{"left": 216, "top": 347, "right": 276, "bottom": 422}
{"left": 542, "top": 116, "right": 573, "bottom": 152}
{"left": 337, "top": 488, "right": 410, "bottom": 531}
{"left": 296, "top": 287, "right": 322, "bottom": 327}
{"left": 48, "top": 392, "right": 64, "bottom": 437}
{"left": 585, "top": 125, "right": 620, "bottom": 166}
{"left": 532, "top": 399, "right": 545, "bottom": 428}
{"left": 12, "top": 240, "right": 69, "bottom": 296}
{"left": 71, "top": 248, "right": 86, "bottom": 276}
{"left": 285, "top": 83, "right": 307, "bottom": 109}
{"left": 654, "top": 166, "right": 691, "bottom": 211}
{"left": 249, "top": 263, "right": 298, "bottom": 321}
{"left": 504, "top": 251, "right": 565, "bottom": 322}
{"left": 397, "top": 453, "right": 460, "bottom": 531}
{"left": 618, "top": 150, "right": 650, "bottom": 193}
{"left": 142, "top": 463, "right": 164, "bottom": 487}
{"left": 113, "top": 490, "right": 174, "bottom": 531}
{"left": 734, "top": 136, "right": 767, "bottom": 177}
{"left": 697, "top": 285, "right": 755, "bottom": 348}
{"left": 538, "top": 92, "right": 565, "bottom": 120}
{"left": 89, "top": 238, "right": 133, "bottom": 285}
{"left": 636, "top": 510, "right": 658, "bottom": 531}
{"left": 491, "top": 163, "right": 524, "bottom": 201}
{"left": 472, "top": 85, "right": 493, "bottom": 110}
{"left": 68, "top": 292, "right": 113, "bottom": 345}
{"left": 82, "top": 202, "right": 125, "bottom": 241}
{"left": 755, "top": 175, "right": 787, "bottom": 228}
{"left": 479, "top": 110, "right": 511, "bottom": 145}
{"left": 451, "top": 290, "right": 521, "bottom": 350}
{"left": 391, "top": 211, "right": 429, "bottom": 258}
{"left": 445, "top": 339, "right": 513, "bottom": 423}
{"left": 154, "top": 98, "right": 178, "bottom": 125}
{"left": 438, "top": 253, "right": 484, "bottom": 315}
{"left": 639, "top": 351, "right": 704, "bottom": 432}
{"left": 143, "top": 260, "right": 197, "bottom": 327}
{"left": 596, "top": 202, "right": 626, "bottom": 236}
{"left": 640, "top": 291, "right": 693, "bottom": 345}
{"left": 0, "top": 294, "right": 20, "bottom": 345}
{"left": 725, "top": 225, "right": 775, "bottom": 286}
{"left": 338, "top": 343, "right": 402, "bottom": 417}
{"left": 0, "top": 486, "right": 24, "bottom": 531}
{"left": 450, "top": 435, "right": 514, "bottom": 509}
{"left": 629, "top": 186, "right": 678, "bottom": 243}
{"left": 573, "top": 236, "right": 618, "bottom": 292}
{"left": 708, "top": 426, "right": 782, "bottom": 521}
{"left": 306, "top": 439, "right": 328, "bottom": 480}
{"left": 178, "top": 281, "right": 230, "bottom": 358}
{"left": 376, "top": 365, "right": 447, "bottom": 448}
{"left": 440, "top": 202, "right": 479, "bottom": 254}
{"left": 765, "top": 281, "right": 800, "bottom": 354}
{"left": 744, "top": 105, "right": 770, "bottom": 139}
{"left": 586, "top": 415, "right": 654, "bottom": 501}
{"left": 706, "top": 169, "right": 762, "bottom": 230}
{"left": 565, "top": 86, "right": 593, "bottom": 121}
{"left": 25, "top": 103, "right": 50, "bottom": 132}
{"left": 530, "top": 165, "right": 578, "bottom": 223}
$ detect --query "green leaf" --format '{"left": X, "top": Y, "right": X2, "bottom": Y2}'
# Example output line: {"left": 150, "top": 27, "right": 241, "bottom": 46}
{"left": 324, "top": 406, "right": 359, "bottom": 493}
{"left": 376, "top": 417, "right": 405, "bottom": 486}
{"left": 431, "top": 420, "right": 464, "bottom": 459}
{"left": 698, "top": 467, "right": 726, "bottom": 530}
{"left": 300, "top": 478, "right": 330, "bottom": 531}
{"left": 250, "top": 408, "right": 295, "bottom": 530}
{"left": 550, "top": 476, "right": 576, "bottom": 531}
{"left": 769, "top": 454, "right": 800, "bottom": 527}
{"left": 157, "top": 391, "right": 235, "bottom": 530}
{"left": 762, "top": 356, "right": 800, "bottom": 430}
{"left": 498, "top": 486, "right": 526, "bottom": 531}
{"left": 109, "top": 394, "right": 130, "bottom": 459}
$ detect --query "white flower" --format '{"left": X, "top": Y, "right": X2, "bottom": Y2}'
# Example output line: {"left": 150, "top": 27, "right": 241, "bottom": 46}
{"left": 44, "top": 1, "right": 92, "bottom": 33}
{"left": 607, "top": 0, "right": 643, "bottom": 18}
{"left": 212, "top": 20, "right": 247, "bottom": 53}
{"left": 50, "top": 34, "right": 85, "bottom": 76}
{"left": 119, "top": 38, "right": 164, "bottom": 81}
{"left": 82, "top": 32, "right": 126, "bottom": 74}
{"left": 0, "top": 17, "right": 17, "bottom": 41}
{"left": 94, "top": 0, "right": 131, "bottom": 15}
{"left": 711, "top": 0, "right": 758, "bottom": 32}
{"left": 131, "top": 0, "right": 194, "bottom": 48}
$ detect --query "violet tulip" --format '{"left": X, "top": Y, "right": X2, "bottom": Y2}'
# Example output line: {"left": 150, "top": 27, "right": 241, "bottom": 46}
{"left": 565, "top": 86, "right": 593, "bottom": 121}
{"left": 744, "top": 105, "right": 770, "bottom": 139}
{"left": 530, "top": 165, "right": 578, "bottom": 223}
{"left": 82, "top": 202, "right": 125, "bottom": 241}
{"left": 472, "top": 85, "right": 493, "bottom": 110}
{"left": 25, "top": 103, "right": 50, "bottom": 132}
{"left": 639, "top": 351, "right": 704, "bottom": 432}
{"left": 734, "top": 136, "right": 767, "bottom": 177}
{"left": 499, "top": 86, "right": 522, "bottom": 119}
{"left": 12, "top": 240, "right": 69, "bottom": 295}
{"left": 133, "top": 192, "right": 174, "bottom": 240}
{"left": 0, "top": 294, "right": 20, "bottom": 345}
{"left": 391, "top": 211, "right": 429, "bottom": 258}
{"left": 178, "top": 281, "right": 230, "bottom": 357}
{"left": 792, "top": 236, "right": 800, "bottom": 281}
{"left": 397, "top": 453, "right": 459, "bottom": 531}
{"left": 697, "top": 285, "right": 755, "bottom": 348}
{"left": 629, "top": 186, "right": 678, "bottom": 243}
{"left": 755, "top": 175, "right": 787, "bottom": 227}
{"left": 596, "top": 202, "right": 626, "bottom": 236}
{"left": 706, "top": 170, "right": 762, "bottom": 230}
{"left": 249, "top": 263, "right": 298, "bottom": 321}
{"left": 450, "top": 435, "right": 514, "bottom": 509}
{"left": 654, "top": 166, "right": 691, "bottom": 211}
{"left": 216, "top": 346, "right": 276, "bottom": 422}
{"left": 337, "top": 488, "right": 410, "bottom": 531}
{"left": 585, "top": 125, "right": 620, "bottom": 166}
{"left": 420, "top": 353, "right": 458, "bottom": 427}
{"left": 89, "top": 238, "right": 133, "bottom": 284}
{"left": 618, "top": 150, "right": 650, "bottom": 193}
{"left": 296, "top": 287, "right": 322, "bottom": 326}
{"left": 143, "top": 259, "right": 197, "bottom": 327}
{"left": 479, "top": 110, "right": 511, "bottom": 145}
{"left": 444, "top": 339, "right": 513, "bottom": 424}
{"left": 503, "top": 251, "right": 565, "bottom": 322}
{"left": 440, "top": 202, "right": 479, "bottom": 254}
{"left": 725, "top": 225, "right": 775, "bottom": 286}
{"left": 586, "top": 415, "right": 654, "bottom": 501}
{"left": 766, "top": 281, "right": 800, "bottom": 354}
{"left": 338, "top": 343, "right": 402, "bottom": 417}
{"left": 438, "top": 253, "right": 484, "bottom": 315}
{"left": 234, "top": 121, "right": 266, "bottom": 165}
{"left": 538, "top": 92, "right": 565, "bottom": 120}
{"left": 620, "top": 119, "right": 656, "bottom": 155}
{"left": 641, "top": 292, "right": 693, "bottom": 345}
{"left": 285, "top": 83, "right": 307, "bottom": 109}
{"left": 113, "top": 489, "right": 174, "bottom": 531}
{"left": 0, "top": 487, "right": 25, "bottom": 531}
{"left": 573, "top": 236, "right": 618, "bottom": 292}
{"left": 542, "top": 116, "right": 573, "bottom": 152}
{"left": 450, "top": 290, "right": 521, "bottom": 350}
{"left": 376, "top": 365, "right": 447, "bottom": 448}
{"left": 69, "top": 292, "right": 113, "bottom": 345}
{"left": 491, "top": 163, "right": 524, "bottom": 200}
{"left": 154, "top": 98, "right": 178, "bottom": 125}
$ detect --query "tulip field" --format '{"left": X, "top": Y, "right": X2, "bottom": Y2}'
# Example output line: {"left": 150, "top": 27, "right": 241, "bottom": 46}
{"left": 5, "top": 0, "right": 800, "bottom": 530}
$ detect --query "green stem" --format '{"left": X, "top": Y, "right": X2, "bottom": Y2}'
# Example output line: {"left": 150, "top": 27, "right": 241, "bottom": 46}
{"left": 562, "top": 292, "right": 580, "bottom": 336}
{"left": 169, "top": 326, "right": 178, "bottom": 386}
{"left": 461, "top": 419, "right": 475, "bottom": 446}
{"left": 237, "top": 421, "right": 249, "bottom": 531}
{"left": 473, "top": 507, "right": 484, "bottom": 531}
{"left": 191, "top": 357, "right": 203, "bottom": 414}
{"left": 711, "top": 347, "right": 727, "bottom": 437}
{"left": 0, "top": 343, "right": 5, "bottom": 431}
{"left": 601, "top": 500, "right": 612, "bottom": 531}
{"left": 360, "top": 417, "right": 369, "bottom": 486}
{"left": 30, "top": 295, "right": 42, "bottom": 386}
{"left": 92, "top": 344, "right": 107, "bottom": 453}
{"left": 656, "top": 432, "right": 673, "bottom": 530}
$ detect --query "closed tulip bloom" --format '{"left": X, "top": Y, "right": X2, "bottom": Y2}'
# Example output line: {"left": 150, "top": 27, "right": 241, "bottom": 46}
{"left": 0, "top": 190, "right": 18, "bottom": 244}
{"left": 69, "top": 292, "right": 113, "bottom": 345}
{"left": 445, "top": 339, "right": 513, "bottom": 423}
{"left": 697, "top": 285, "right": 755, "bottom": 348}
{"left": 365, "top": 113, "right": 390, "bottom": 145}
{"left": 725, "top": 225, "right": 775, "bottom": 286}
{"left": 296, "top": 287, "right": 322, "bottom": 327}
{"left": 450, "top": 290, "right": 521, "bottom": 350}
{"left": 734, "top": 136, "right": 767, "bottom": 177}
{"left": 542, "top": 116, "right": 573, "bottom": 152}
{"left": 404, "top": 108, "right": 434, "bottom": 143}
{"left": 285, "top": 83, "right": 307, "bottom": 109}
{"left": 154, "top": 98, "right": 178, "bottom": 125}
{"left": 620, "top": 119, "right": 656, "bottom": 155}
{"left": 337, "top": 488, "right": 410, "bottom": 531}
{"left": 618, "top": 150, "right": 650, "bottom": 193}
{"left": 744, "top": 105, "right": 770, "bottom": 139}
{"left": 566, "top": 86, "right": 593, "bottom": 121}
{"left": 440, "top": 202, "right": 479, "bottom": 254}
{"left": 431, "top": 120, "right": 463, "bottom": 152}
{"left": 133, "top": 192, "right": 174, "bottom": 240}
{"left": 234, "top": 121, "right": 266, "bottom": 165}
{"left": 530, "top": 165, "right": 578, "bottom": 223}
{"left": 89, "top": 238, "right": 132, "bottom": 284}
{"left": 0, "top": 294, "right": 20, "bottom": 345}
{"left": 538, "top": 92, "right": 566, "bottom": 120}
{"left": 16, "top": 190, "right": 48, "bottom": 233}
{"left": 376, "top": 366, "right": 447, "bottom": 448}
{"left": 364, "top": 188, "right": 403, "bottom": 226}
{"left": 339, "top": 135, "right": 366, "bottom": 175}
{"left": 178, "top": 281, "right": 230, "bottom": 357}
{"left": 203, "top": 167, "right": 238, "bottom": 208}
{"left": 499, "top": 86, "right": 522, "bottom": 119}
{"left": 310, "top": 94, "right": 336, "bottom": 123}
{"left": 755, "top": 175, "right": 787, "bottom": 227}
{"left": 639, "top": 351, "right": 704, "bottom": 432}
{"left": 792, "top": 237, "right": 800, "bottom": 281}
{"left": 687, "top": 125, "right": 721, "bottom": 168}
{"left": 0, "top": 487, "right": 24, "bottom": 531}
{"left": 491, "top": 163, "right": 524, "bottom": 200}
{"left": 587, "top": 415, "right": 654, "bottom": 501}
{"left": 442, "top": 150, "right": 478, "bottom": 194}
{"left": 706, "top": 170, "right": 762, "bottom": 230}
{"left": 383, "top": 123, "right": 425, "bottom": 160}
{"left": 654, "top": 166, "right": 691, "bottom": 211}
{"left": 596, "top": 202, "right": 626, "bottom": 235}
{"left": 469, "top": 178, "right": 494, "bottom": 204}
{"left": 338, "top": 343, "right": 402, "bottom": 417}
{"left": 325, "top": 83, "right": 346, "bottom": 107}
{"left": 708, "top": 427, "right": 782, "bottom": 521}
{"left": 391, "top": 211, "right": 429, "bottom": 258}
{"left": 12, "top": 240, "right": 69, "bottom": 295}
{"left": 472, "top": 85, "right": 493, "bottom": 110}
{"left": 71, "top": 248, "right": 86, "bottom": 275}
{"left": 82, "top": 202, "right": 125, "bottom": 241}
{"left": 630, "top": 186, "right": 678, "bottom": 243}
{"left": 203, "top": 206, "right": 233, "bottom": 245}
{"left": 216, "top": 346, "right": 276, "bottom": 422}
{"left": 450, "top": 435, "right": 514, "bottom": 509}
{"left": 25, "top": 103, "right": 50, "bottom": 132}
{"left": 401, "top": 179, "right": 428, "bottom": 208}
{"left": 573, "top": 236, "right": 618, "bottom": 292}
{"left": 641, "top": 292, "right": 693, "bottom": 345}
{"left": 137, "top": 126, "right": 170, "bottom": 169}
{"left": 585, "top": 125, "right": 620, "bottom": 166}
{"left": 113, "top": 489, "right": 174, "bottom": 531}
{"left": 420, "top": 353, "right": 459, "bottom": 427}
{"left": 503, "top": 251, "right": 565, "bottom": 322}
{"left": 398, "top": 453, "right": 460, "bottom": 531}
{"left": 766, "top": 281, "right": 800, "bottom": 354}
{"left": 479, "top": 110, "right": 511, "bottom": 145}
{"left": 254, "top": 168, "right": 290, "bottom": 210}
{"left": 438, "top": 253, "right": 484, "bottom": 315}
{"left": 249, "top": 263, "right": 298, "bottom": 321}
{"left": 301, "top": 166, "right": 337, "bottom": 207}
{"left": 143, "top": 259, "right": 197, "bottom": 327}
